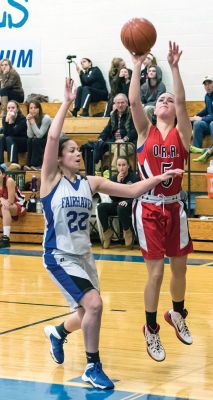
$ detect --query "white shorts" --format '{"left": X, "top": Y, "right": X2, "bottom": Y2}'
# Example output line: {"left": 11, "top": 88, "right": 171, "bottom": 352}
{"left": 43, "top": 251, "right": 99, "bottom": 309}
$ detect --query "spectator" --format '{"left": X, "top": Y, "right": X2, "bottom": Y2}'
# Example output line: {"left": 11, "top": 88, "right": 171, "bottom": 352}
{"left": 190, "top": 76, "right": 213, "bottom": 148}
{"left": 0, "top": 165, "right": 26, "bottom": 248}
{"left": 95, "top": 93, "right": 137, "bottom": 169}
{"left": 0, "top": 100, "right": 27, "bottom": 165}
{"left": 97, "top": 156, "right": 138, "bottom": 249}
{"left": 140, "top": 52, "right": 157, "bottom": 85}
{"left": 108, "top": 57, "right": 126, "bottom": 90}
{"left": 0, "top": 59, "right": 24, "bottom": 116}
{"left": 72, "top": 58, "right": 108, "bottom": 117}
{"left": 192, "top": 144, "right": 213, "bottom": 162}
{"left": 24, "top": 100, "right": 52, "bottom": 170}
{"left": 111, "top": 67, "right": 132, "bottom": 101}
{"left": 106, "top": 58, "right": 132, "bottom": 116}
{"left": 141, "top": 64, "right": 166, "bottom": 122}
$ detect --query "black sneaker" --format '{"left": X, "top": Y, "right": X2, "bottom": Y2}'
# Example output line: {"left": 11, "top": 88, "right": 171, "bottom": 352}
{"left": 0, "top": 235, "right": 10, "bottom": 248}
{"left": 71, "top": 108, "right": 78, "bottom": 117}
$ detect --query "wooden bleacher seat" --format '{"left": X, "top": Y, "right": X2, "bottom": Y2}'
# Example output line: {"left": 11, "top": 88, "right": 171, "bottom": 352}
{"left": 188, "top": 218, "right": 213, "bottom": 251}
{"left": 19, "top": 101, "right": 107, "bottom": 118}
{"left": 0, "top": 212, "right": 44, "bottom": 244}
{"left": 185, "top": 101, "right": 205, "bottom": 116}
{"left": 88, "top": 101, "right": 107, "bottom": 116}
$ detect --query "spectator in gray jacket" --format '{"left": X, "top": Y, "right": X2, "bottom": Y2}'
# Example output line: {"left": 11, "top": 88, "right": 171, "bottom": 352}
{"left": 24, "top": 101, "right": 51, "bottom": 170}
{"left": 141, "top": 65, "right": 166, "bottom": 122}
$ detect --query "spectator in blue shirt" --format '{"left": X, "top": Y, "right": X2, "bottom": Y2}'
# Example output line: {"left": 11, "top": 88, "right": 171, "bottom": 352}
{"left": 190, "top": 76, "right": 213, "bottom": 148}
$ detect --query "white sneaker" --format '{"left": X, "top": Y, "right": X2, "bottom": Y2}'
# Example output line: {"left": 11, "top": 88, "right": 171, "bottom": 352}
{"left": 143, "top": 324, "right": 166, "bottom": 362}
{"left": 164, "top": 309, "right": 193, "bottom": 345}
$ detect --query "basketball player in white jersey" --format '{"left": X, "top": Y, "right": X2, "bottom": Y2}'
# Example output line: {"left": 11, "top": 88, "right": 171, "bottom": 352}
{"left": 41, "top": 78, "right": 183, "bottom": 390}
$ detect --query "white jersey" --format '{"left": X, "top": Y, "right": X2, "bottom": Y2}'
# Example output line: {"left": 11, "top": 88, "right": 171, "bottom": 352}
{"left": 41, "top": 175, "right": 93, "bottom": 256}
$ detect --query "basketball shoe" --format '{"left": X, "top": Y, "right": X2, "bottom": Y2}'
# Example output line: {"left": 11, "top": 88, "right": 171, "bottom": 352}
{"left": 82, "top": 362, "right": 114, "bottom": 390}
{"left": 44, "top": 325, "right": 67, "bottom": 364}
{"left": 164, "top": 309, "right": 193, "bottom": 345}
{"left": 143, "top": 324, "right": 166, "bottom": 362}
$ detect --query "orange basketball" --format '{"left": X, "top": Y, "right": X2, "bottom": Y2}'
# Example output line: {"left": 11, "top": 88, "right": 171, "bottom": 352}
{"left": 120, "top": 18, "right": 157, "bottom": 55}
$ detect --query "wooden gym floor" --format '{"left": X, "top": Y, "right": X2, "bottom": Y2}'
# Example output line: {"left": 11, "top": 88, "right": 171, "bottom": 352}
{"left": 0, "top": 243, "right": 212, "bottom": 400}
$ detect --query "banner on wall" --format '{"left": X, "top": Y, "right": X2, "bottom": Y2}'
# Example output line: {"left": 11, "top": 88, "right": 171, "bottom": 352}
{"left": 0, "top": 40, "right": 41, "bottom": 74}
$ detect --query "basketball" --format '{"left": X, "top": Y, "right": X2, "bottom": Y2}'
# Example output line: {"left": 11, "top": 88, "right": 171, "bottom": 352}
{"left": 120, "top": 18, "right": 157, "bottom": 55}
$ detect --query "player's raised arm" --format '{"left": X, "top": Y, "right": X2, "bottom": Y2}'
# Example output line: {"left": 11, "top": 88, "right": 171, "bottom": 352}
{"left": 41, "top": 78, "right": 76, "bottom": 182}
{"left": 129, "top": 53, "right": 151, "bottom": 147}
{"left": 168, "top": 42, "right": 192, "bottom": 150}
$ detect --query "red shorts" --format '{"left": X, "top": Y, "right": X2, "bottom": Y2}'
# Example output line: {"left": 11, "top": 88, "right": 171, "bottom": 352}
{"left": 12, "top": 203, "right": 27, "bottom": 221}
{"left": 132, "top": 200, "right": 193, "bottom": 259}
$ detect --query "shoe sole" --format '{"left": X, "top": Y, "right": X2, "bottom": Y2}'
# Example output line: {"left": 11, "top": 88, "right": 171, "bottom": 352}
{"left": 81, "top": 373, "right": 114, "bottom": 390}
{"left": 142, "top": 326, "right": 166, "bottom": 362}
{"left": 164, "top": 312, "right": 192, "bottom": 345}
{"left": 44, "top": 326, "right": 64, "bottom": 364}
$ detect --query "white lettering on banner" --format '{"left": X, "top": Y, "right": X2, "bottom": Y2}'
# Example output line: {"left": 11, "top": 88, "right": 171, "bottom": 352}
{"left": 0, "top": 40, "right": 41, "bottom": 74}
{"left": 210, "top": 178, "right": 213, "bottom": 192}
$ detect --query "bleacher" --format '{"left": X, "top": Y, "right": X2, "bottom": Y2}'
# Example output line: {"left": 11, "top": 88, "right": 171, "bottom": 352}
{"left": 1, "top": 100, "right": 213, "bottom": 251}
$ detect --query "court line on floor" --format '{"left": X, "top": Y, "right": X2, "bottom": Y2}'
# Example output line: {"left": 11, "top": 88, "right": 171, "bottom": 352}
{"left": 0, "top": 248, "right": 212, "bottom": 265}
{"left": 0, "top": 300, "right": 69, "bottom": 307}
{"left": 0, "top": 312, "right": 70, "bottom": 335}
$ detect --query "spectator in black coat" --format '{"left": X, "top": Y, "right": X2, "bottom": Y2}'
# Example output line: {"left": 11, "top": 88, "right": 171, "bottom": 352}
{"left": 0, "top": 100, "right": 27, "bottom": 164}
{"left": 72, "top": 58, "right": 108, "bottom": 117}
{"left": 96, "top": 93, "right": 137, "bottom": 168}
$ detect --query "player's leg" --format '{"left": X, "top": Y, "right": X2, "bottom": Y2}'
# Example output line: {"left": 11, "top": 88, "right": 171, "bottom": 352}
{"left": 80, "top": 289, "right": 114, "bottom": 390}
{"left": 44, "top": 307, "right": 84, "bottom": 364}
{"left": 164, "top": 203, "right": 193, "bottom": 344}
{"left": 0, "top": 203, "right": 18, "bottom": 248}
{"left": 143, "top": 258, "right": 166, "bottom": 361}
{"left": 165, "top": 255, "right": 192, "bottom": 345}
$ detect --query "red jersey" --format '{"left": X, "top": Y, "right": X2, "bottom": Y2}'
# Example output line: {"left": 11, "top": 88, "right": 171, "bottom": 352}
{"left": 137, "top": 125, "right": 188, "bottom": 196}
{"left": 0, "top": 176, "right": 26, "bottom": 208}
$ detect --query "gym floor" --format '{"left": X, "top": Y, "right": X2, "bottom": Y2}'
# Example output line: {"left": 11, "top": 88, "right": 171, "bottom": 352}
{"left": 0, "top": 243, "right": 212, "bottom": 400}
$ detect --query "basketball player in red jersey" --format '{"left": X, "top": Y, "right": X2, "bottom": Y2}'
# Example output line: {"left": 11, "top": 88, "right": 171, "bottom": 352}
{"left": 129, "top": 42, "right": 193, "bottom": 362}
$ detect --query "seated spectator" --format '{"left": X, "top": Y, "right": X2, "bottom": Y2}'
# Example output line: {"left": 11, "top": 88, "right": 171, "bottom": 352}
{"left": 0, "top": 165, "right": 27, "bottom": 248}
{"left": 190, "top": 76, "right": 213, "bottom": 148}
{"left": 106, "top": 58, "right": 132, "bottom": 116}
{"left": 72, "top": 58, "right": 108, "bottom": 117}
{"left": 0, "top": 100, "right": 27, "bottom": 165}
{"left": 115, "top": 67, "right": 132, "bottom": 98}
{"left": 141, "top": 64, "right": 166, "bottom": 122}
{"left": 97, "top": 156, "right": 138, "bottom": 248}
{"left": 94, "top": 93, "right": 137, "bottom": 169}
{"left": 108, "top": 57, "right": 126, "bottom": 89}
{"left": 0, "top": 59, "right": 24, "bottom": 116}
{"left": 140, "top": 52, "right": 157, "bottom": 85}
{"left": 24, "top": 101, "right": 52, "bottom": 170}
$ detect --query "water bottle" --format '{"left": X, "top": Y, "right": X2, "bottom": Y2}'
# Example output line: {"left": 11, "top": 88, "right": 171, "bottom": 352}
{"left": 18, "top": 174, "right": 25, "bottom": 191}
{"left": 207, "top": 160, "right": 213, "bottom": 198}
{"left": 31, "top": 175, "right": 37, "bottom": 192}
{"left": 36, "top": 198, "right": 43, "bottom": 214}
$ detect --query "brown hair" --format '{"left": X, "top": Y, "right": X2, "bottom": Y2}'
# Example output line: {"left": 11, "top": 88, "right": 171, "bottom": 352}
{"left": 27, "top": 100, "right": 44, "bottom": 127}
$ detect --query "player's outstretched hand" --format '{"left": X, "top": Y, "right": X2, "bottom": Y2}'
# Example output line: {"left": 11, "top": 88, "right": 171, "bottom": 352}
{"left": 130, "top": 52, "right": 148, "bottom": 66}
{"left": 64, "top": 78, "right": 77, "bottom": 104}
{"left": 167, "top": 41, "right": 182, "bottom": 67}
{"left": 160, "top": 168, "right": 184, "bottom": 181}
